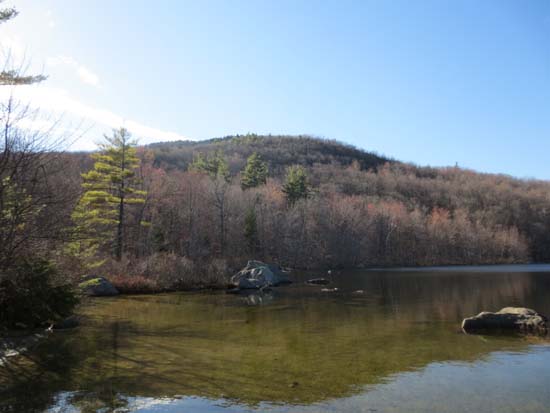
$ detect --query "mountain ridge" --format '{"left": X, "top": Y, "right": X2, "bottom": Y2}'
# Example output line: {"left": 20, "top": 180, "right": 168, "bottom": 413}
{"left": 147, "top": 134, "right": 392, "bottom": 175}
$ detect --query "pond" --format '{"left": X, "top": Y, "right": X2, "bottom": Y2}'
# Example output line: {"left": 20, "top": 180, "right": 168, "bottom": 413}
{"left": 2, "top": 265, "right": 550, "bottom": 413}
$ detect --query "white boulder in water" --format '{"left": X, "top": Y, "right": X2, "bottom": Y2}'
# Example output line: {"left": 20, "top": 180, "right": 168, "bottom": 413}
{"left": 230, "top": 261, "right": 292, "bottom": 289}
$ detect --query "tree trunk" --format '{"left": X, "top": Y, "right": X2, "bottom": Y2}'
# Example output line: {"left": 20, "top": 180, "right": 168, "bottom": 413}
{"left": 219, "top": 198, "right": 225, "bottom": 256}
{"left": 116, "top": 195, "right": 124, "bottom": 260}
{"left": 115, "top": 142, "right": 126, "bottom": 260}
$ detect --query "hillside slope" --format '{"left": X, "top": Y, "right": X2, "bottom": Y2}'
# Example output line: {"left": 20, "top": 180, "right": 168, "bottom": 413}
{"left": 146, "top": 134, "right": 550, "bottom": 264}
{"left": 148, "top": 134, "right": 390, "bottom": 176}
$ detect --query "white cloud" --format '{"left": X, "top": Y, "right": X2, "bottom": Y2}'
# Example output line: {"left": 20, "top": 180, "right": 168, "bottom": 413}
{"left": 0, "top": 39, "right": 99, "bottom": 87}
{"left": 45, "top": 10, "right": 56, "bottom": 28}
{"left": 0, "top": 27, "right": 186, "bottom": 148}
{"left": 47, "top": 55, "right": 100, "bottom": 86}
{"left": 76, "top": 65, "right": 99, "bottom": 86}
{"left": 0, "top": 35, "right": 26, "bottom": 63}
{"left": 0, "top": 84, "right": 191, "bottom": 147}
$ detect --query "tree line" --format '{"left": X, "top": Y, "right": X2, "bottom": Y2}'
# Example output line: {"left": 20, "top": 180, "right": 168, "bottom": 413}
{"left": 55, "top": 134, "right": 532, "bottom": 276}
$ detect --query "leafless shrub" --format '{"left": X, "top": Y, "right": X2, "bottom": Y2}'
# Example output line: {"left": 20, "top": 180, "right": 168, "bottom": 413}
{"left": 99, "top": 253, "right": 231, "bottom": 292}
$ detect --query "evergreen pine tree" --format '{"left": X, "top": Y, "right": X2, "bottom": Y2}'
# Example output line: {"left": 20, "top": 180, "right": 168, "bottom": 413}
{"left": 241, "top": 152, "right": 268, "bottom": 190}
{"left": 190, "top": 151, "right": 230, "bottom": 182}
{"left": 282, "top": 165, "right": 310, "bottom": 206}
{"left": 70, "top": 128, "right": 147, "bottom": 264}
{"left": 0, "top": 2, "right": 17, "bottom": 23}
{"left": 0, "top": 1, "right": 47, "bottom": 85}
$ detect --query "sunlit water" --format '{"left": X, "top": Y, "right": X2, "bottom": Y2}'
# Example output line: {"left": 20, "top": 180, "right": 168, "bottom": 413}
{"left": 2, "top": 266, "right": 550, "bottom": 413}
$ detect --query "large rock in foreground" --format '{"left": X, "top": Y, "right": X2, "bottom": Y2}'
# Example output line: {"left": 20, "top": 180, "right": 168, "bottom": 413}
{"left": 231, "top": 261, "right": 292, "bottom": 289}
{"left": 462, "top": 307, "right": 547, "bottom": 335}
{"left": 79, "top": 276, "right": 119, "bottom": 297}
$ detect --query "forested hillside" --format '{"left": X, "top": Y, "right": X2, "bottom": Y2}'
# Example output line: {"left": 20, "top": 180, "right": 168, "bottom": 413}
{"left": 149, "top": 134, "right": 390, "bottom": 175}
{"left": 146, "top": 134, "right": 550, "bottom": 266}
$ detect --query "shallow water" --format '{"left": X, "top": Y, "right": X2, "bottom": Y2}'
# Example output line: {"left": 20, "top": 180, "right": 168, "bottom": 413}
{"left": 1, "top": 266, "right": 550, "bottom": 413}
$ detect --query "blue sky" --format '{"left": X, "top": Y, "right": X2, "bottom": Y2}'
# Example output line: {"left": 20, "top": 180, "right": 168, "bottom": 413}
{"left": 1, "top": 0, "right": 549, "bottom": 178}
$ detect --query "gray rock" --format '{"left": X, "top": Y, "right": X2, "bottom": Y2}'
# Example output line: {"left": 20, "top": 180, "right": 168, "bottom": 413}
{"left": 462, "top": 307, "right": 548, "bottom": 335}
{"left": 79, "top": 276, "right": 119, "bottom": 297}
{"left": 230, "top": 261, "right": 291, "bottom": 289}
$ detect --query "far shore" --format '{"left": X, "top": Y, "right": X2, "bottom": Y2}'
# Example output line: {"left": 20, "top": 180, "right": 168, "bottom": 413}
{"left": 366, "top": 263, "right": 550, "bottom": 273}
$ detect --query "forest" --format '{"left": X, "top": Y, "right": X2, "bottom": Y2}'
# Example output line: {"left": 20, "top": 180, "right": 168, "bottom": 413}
{"left": 138, "top": 134, "right": 544, "bottom": 269}
{"left": 4, "top": 130, "right": 548, "bottom": 278}
{"left": 1, "top": 2, "right": 550, "bottom": 330}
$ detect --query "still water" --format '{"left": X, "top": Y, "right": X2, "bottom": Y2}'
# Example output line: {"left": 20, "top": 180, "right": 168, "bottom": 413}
{"left": 2, "top": 266, "right": 550, "bottom": 413}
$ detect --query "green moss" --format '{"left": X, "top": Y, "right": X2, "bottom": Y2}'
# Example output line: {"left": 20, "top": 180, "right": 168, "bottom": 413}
{"left": 78, "top": 278, "right": 102, "bottom": 289}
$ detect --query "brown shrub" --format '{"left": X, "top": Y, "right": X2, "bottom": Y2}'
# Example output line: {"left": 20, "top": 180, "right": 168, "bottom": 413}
{"left": 101, "top": 253, "right": 231, "bottom": 293}
{"left": 109, "top": 274, "right": 161, "bottom": 294}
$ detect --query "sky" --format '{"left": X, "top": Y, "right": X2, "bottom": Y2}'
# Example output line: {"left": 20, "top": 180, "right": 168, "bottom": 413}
{"left": 1, "top": 0, "right": 549, "bottom": 179}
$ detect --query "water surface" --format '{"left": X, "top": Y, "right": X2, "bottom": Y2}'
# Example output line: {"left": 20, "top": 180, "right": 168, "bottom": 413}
{"left": 1, "top": 265, "right": 550, "bottom": 412}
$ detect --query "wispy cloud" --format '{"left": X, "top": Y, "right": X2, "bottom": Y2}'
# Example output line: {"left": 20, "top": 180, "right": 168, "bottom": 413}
{"left": 1, "top": 20, "right": 188, "bottom": 149}
{"left": 1, "top": 36, "right": 99, "bottom": 87}
{"left": 0, "top": 35, "right": 26, "bottom": 63}
{"left": 47, "top": 56, "right": 99, "bottom": 86}
{"left": 45, "top": 10, "right": 56, "bottom": 29}
{"left": 0, "top": 84, "right": 190, "bottom": 147}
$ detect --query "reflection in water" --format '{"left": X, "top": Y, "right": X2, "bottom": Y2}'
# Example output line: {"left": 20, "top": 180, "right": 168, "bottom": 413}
{"left": 239, "top": 290, "right": 275, "bottom": 306}
{"left": 1, "top": 267, "right": 550, "bottom": 413}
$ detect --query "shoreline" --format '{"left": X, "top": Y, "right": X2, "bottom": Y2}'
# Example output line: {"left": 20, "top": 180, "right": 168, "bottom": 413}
{"left": 366, "top": 263, "right": 550, "bottom": 273}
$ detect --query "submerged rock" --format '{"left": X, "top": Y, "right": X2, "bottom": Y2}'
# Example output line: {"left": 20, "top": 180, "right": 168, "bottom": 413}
{"left": 306, "top": 278, "right": 330, "bottom": 285}
{"left": 230, "top": 261, "right": 292, "bottom": 290}
{"left": 462, "top": 307, "right": 548, "bottom": 335}
{"left": 79, "top": 276, "right": 119, "bottom": 297}
{"left": 52, "top": 315, "right": 80, "bottom": 330}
